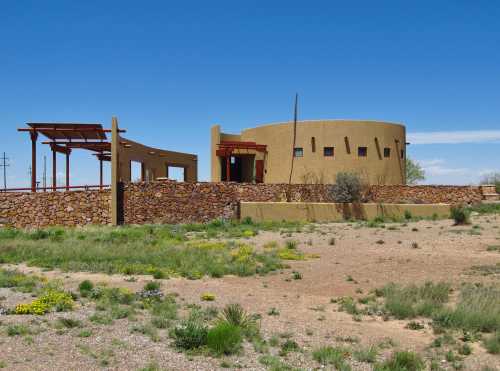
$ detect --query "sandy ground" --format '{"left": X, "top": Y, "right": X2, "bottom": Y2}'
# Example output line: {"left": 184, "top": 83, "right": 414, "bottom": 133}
{"left": 1, "top": 214, "right": 499, "bottom": 370}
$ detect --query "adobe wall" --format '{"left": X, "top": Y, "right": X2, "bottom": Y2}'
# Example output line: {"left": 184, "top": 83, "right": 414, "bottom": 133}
{"left": 0, "top": 190, "right": 111, "bottom": 229}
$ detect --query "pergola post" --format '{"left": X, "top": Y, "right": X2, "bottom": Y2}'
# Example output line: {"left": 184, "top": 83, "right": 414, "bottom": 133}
{"left": 51, "top": 145, "right": 57, "bottom": 191}
{"left": 30, "top": 131, "right": 38, "bottom": 192}
{"left": 99, "top": 156, "right": 103, "bottom": 190}
{"left": 65, "top": 149, "right": 71, "bottom": 191}
{"left": 226, "top": 156, "right": 231, "bottom": 181}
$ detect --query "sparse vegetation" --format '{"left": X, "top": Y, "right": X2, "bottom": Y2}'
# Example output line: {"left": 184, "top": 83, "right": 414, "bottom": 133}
{"left": 450, "top": 205, "right": 471, "bottom": 225}
{"left": 312, "top": 346, "right": 351, "bottom": 369}
{"left": 374, "top": 350, "right": 424, "bottom": 371}
{"left": 378, "top": 281, "right": 450, "bottom": 319}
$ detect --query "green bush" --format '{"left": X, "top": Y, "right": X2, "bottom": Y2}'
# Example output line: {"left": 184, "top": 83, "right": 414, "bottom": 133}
{"left": 483, "top": 332, "right": 500, "bottom": 354}
{"left": 171, "top": 320, "right": 208, "bottom": 350}
{"left": 312, "top": 346, "right": 351, "bottom": 369}
{"left": 433, "top": 285, "right": 500, "bottom": 333}
{"left": 207, "top": 322, "right": 242, "bottom": 355}
{"left": 380, "top": 282, "right": 450, "bottom": 319}
{"left": 450, "top": 205, "right": 471, "bottom": 225}
{"left": 217, "top": 304, "right": 257, "bottom": 336}
{"left": 330, "top": 172, "right": 362, "bottom": 203}
{"left": 374, "top": 351, "right": 424, "bottom": 371}
{"left": 78, "top": 280, "right": 94, "bottom": 296}
{"left": 143, "top": 281, "right": 161, "bottom": 292}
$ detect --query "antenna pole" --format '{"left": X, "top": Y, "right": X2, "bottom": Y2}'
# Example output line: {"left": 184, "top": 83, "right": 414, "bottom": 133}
{"left": 288, "top": 93, "right": 299, "bottom": 185}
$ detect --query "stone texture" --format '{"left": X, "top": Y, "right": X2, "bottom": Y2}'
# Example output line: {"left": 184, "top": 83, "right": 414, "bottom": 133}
{"left": 0, "top": 181, "right": 486, "bottom": 228}
{"left": 123, "top": 181, "right": 484, "bottom": 225}
{"left": 0, "top": 190, "right": 111, "bottom": 228}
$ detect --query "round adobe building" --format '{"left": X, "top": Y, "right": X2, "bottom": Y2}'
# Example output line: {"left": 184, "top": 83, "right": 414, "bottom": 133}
{"left": 211, "top": 120, "right": 406, "bottom": 185}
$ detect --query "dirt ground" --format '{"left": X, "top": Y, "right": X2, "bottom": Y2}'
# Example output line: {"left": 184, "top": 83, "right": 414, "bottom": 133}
{"left": 1, "top": 214, "right": 499, "bottom": 370}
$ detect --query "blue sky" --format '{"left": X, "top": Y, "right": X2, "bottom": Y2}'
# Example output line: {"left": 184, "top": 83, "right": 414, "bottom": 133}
{"left": 1, "top": 0, "right": 499, "bottom": 187}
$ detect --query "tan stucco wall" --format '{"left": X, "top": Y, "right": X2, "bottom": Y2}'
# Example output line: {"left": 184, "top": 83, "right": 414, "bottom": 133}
{"left": 212, "top": 120, "right": 406, "bottom": 185}
{"left": 116, "top": 135, "right": 197, "bottom": 183}
{"left": 240, "top": 202, "right": 451, "bottom": 222}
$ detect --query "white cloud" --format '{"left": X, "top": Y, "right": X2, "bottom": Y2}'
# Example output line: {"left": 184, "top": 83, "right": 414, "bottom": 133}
{"left": 408, "top": 130, "right": 500, "bottom": 144}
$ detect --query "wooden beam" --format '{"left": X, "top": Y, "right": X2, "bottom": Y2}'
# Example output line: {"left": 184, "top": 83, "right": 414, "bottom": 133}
{"left": 30, "top": 131, "right": 38, "bottom": 192}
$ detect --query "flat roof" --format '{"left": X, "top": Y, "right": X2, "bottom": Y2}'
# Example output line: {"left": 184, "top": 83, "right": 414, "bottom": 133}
{"left": 23, "top": 123, "right": 108, "bottom": 141}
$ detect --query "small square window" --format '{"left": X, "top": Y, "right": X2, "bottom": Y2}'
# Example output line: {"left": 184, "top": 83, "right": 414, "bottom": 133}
{"left": 323, "top": 147, "right": 334, "bottom": 157}
{"left": 358, "top": 147, "right": 367, "bottom": 157}
{"left": 293, "top": 148, "right": 303, "bottom": 157}
{"left": 400, "top": 150, "right": 404, "bottom": 159}
{"left": 384, "top": 148, "right": 391, "bottom": 158}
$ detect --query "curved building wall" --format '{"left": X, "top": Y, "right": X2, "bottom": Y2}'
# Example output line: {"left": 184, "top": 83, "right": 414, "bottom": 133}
{"left": 212, "top": 120, "right": 406, "bottom": 185}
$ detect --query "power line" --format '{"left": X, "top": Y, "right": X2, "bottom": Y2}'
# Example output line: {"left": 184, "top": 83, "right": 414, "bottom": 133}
{"left": 0, "top": 152, "right": 9, "bottom": 190}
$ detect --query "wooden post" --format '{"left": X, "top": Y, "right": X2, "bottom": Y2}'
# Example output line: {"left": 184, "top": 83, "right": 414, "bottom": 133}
{"left": 226, "top": 156, "right": 230, "bottom": 181}
{"left": 52, "top": 146, "right": 57, "bottom": 191}
{"left": 65, "top": 149, "right": 70, "bottom": 191}
{"left": 99, "top": 157, "right": 103, "bottom": 190}
{"left": 111, "top": 117, "right": 119, "bottom": 226}
{"left": 30, "top": 131, "right": 38, "bottom": 192}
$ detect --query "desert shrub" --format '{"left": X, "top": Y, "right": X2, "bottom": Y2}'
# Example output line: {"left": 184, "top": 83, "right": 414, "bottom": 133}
{"left": 374, "top": 351, "right": 424, "bottom": 371}
{"left": 404, "top": 210, "right": 413, "bottom": 220}
{"left": 0, "top": 269, "right": 39, "bottom": 293}
{"left": 171, "top": 319, "right": 208, "bottom": 350}
{"left": 207, "top": 322, "right": 242, "bottom": 355}
{"left": 149, "top": 296, "right": 178, "bottom": 320}
{"left": 379, "top": 282, "right": 450, "bottom": 319}
{"left": 201, "top": 292, "right": 215, "bottom": 301}
{"left": 15, "top": 289, "right": 74, "bottom": 315}
{"left": 483, "top": 332, "right": 500, "bottom": 354}
{"left": 312, "top": 346, "right": 351, "bottom": 369}
{"left": 338, "top": 297, "right": 360, "bottom": 315}
{"left": 217, "top": 304, "right": 257, "bottom": 336}
{"left": 78, "top": 280, "right": 94, "bottom": 297}
{"left": 130, "top": 323, "right": 160, "bottom": 342}
{"left": 353, "top": 346, "right": 378, "bottom": 363}
{"left": 450, "top": 205, "right": 471, "bottom": 225}
{"left": 143, "top": 281, "right": 161, "bottom": 292}
{"left": 57, "top": 317, "right": 82, "bottom": 328}
{"left": 330, "top": 172, "right": 362, "bottom": 203}
{"left": 433, "top": 285, "right": 500, "bottom": 333}
{"left": 6, "top": 324, "right": 31, "bottom": 336}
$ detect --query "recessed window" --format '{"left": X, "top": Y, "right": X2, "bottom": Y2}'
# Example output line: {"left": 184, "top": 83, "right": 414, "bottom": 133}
{"left": 358, "top": 147, "right": 367, "bottom": 157}
{"left": 400, "top": 149, "right": 405, "bottom": 159}
{"left": 384, "top": 148, "right": 391, "bottom": 158}
{"left": 323, "top": 147, "right": 334, "bottom": 157}
{"left": 293, "top": 147, "right": 303, "bottom": 157}
{"left": 311, "top": 137, "right": 316, "bottom": 153}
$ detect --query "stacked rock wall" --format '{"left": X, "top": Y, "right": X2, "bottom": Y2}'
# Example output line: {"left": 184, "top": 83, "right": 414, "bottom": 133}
{"left": 0, "top": 182, "right": 485, "bottom": 228}
{"left": 0, "top": 190, "right": 111, "bottom": 228}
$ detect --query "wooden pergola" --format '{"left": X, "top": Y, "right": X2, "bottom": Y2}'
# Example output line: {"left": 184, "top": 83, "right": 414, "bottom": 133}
{"left": 215, "top": 140, "right": 267, "bottom": 181}
{"left": 18, "top": 123, "right": 124, "bottom": 192}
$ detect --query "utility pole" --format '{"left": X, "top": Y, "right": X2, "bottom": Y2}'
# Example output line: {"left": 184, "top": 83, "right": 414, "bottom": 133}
{"left": 0, "top": 152, "right": 9, "bottom": 190}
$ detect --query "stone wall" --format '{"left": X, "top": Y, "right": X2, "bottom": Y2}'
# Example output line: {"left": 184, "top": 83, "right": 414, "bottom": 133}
{"left": 123, "top": 181, "right": 333, "bottom": 225}
{"left": 367, "top": 185, "right": 483, "bottom": 205}
{"left": 0, "top": 190, "right": 111, "bottom": 228}
{"left": 0, "top": 181, "right": 486, "bottom": 228}
{"left": 123, "top": 181, "right": 484, "bottom": 225}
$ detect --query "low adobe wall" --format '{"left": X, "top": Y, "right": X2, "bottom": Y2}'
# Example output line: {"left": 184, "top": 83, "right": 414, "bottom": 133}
{"left": 240, "top": 202, "right": 452, "bottom": 223}
{"left": 0, "top": 190, "right": 111, "bottom": 229}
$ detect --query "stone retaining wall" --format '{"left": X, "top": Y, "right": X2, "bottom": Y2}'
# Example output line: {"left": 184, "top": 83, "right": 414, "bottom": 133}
{"left": 367, "top": 185, "right": 482, "bottom": 205}
{"left": 123, "top": 181, "right": 484, "bottom": 225}
{"left": 0, "top": 190, "right": 111, "bottom": 228}
{"left": 0, "top": 181, "right": 486, "bottom": 228}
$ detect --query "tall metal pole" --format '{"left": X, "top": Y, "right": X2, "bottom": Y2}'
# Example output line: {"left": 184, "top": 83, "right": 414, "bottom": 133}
{"left": 288, "top": 93, "right": 298, "bottom": 185}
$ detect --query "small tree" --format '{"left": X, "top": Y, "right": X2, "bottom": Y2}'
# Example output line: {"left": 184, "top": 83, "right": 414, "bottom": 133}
{"left": 480, "top": 172, "right": 500, "bottom": 194}
{"left": 406, "top": 158, "right": 425, "bottom": 185}
{"left": 330, "top": 172, "right": 362, "bottom": 203}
